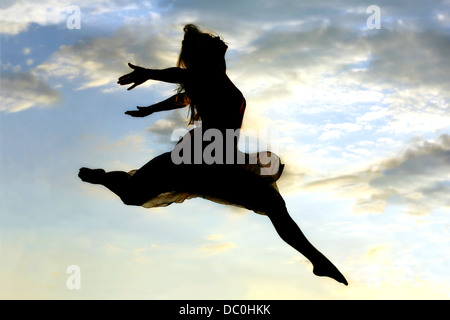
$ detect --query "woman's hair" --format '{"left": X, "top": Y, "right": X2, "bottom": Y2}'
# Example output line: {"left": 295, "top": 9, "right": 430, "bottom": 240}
{"left": 176, "top": 24, "right": 226, "bottom": 125}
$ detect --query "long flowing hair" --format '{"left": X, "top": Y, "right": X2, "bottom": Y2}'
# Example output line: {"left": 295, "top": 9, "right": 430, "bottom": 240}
{"left": 176, "top": 24, "right": 226, "bottom": 125}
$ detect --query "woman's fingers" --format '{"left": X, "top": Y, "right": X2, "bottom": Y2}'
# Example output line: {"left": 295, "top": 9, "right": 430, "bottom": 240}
{"left": 125, "top": 110, "right": 139, "bottom": 116}
{"left": 125, "top": 106, "right": 148, "bottom": 117}
{"left": 117, "top": 63, "right": 139, "bottom": 83}
{"left": 118, "top": 71, "right": 136, "bottom": 81}
{"left": 127, "top": 83, "right": 138, "bottom": 90}
{"left": 117, "top": 73, "right": 132, "bottom": 84}
{"left": 117, "top": 78, "right": 129, "bottom": 85}
{"left": 118, "top": 63, "right": 146, "bottom": 89}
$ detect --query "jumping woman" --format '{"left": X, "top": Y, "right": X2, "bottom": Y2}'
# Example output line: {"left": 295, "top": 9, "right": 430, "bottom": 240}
{"left": 79, "top": 24, "right": 348, "bottom": 286}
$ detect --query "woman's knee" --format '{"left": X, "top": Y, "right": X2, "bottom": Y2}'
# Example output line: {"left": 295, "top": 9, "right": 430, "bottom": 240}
{"left": 121, "top": 194, "right": 143, "bottom": 206}
{"left": 262, "top": 196, "right": 287, "bottom": 217}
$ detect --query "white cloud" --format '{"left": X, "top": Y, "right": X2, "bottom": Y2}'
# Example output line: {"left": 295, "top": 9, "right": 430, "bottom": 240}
{"left": 198, "top": 233, "right": 237, "bottom": 256}
{"left": 0, "top": 0, "right": 67, "bottom": 35}
{"left": 200, "top": 242, "right": 237, "bottom": 256}
{"left": 356, "top": 106, "right": 390, "bottom": 123}
{"left": 0, "top": 0, "right": 156, "bottom": 35}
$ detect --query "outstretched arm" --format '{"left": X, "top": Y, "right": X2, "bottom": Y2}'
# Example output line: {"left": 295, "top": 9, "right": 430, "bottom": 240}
{"left": 117, "top": 63, "right": 189, "bottom": 90}
{"left": 125, "top": 93, "right": 188, "bottom": 117}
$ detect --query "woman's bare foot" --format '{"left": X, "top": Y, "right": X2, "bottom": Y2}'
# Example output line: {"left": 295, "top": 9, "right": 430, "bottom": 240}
{"left": 78, "top": 168, "right": 106, "bottom": 184}
{"left": 312, "top": 254, "right": 348, "bottom": 285}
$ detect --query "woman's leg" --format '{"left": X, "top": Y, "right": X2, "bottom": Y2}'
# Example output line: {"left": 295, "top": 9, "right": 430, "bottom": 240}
{"left": 266, "top": 204, "right": 348, "bottom": 285}
{"left": 78, "top": 168, "right": 140, "bottom": 204}
{"left": 78, "top": 152, "right": 175, "bottom": 206}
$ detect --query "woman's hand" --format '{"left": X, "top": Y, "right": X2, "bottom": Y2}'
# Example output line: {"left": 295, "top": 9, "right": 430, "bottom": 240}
{"left": 117, "top": 63, "right": 149, "bottom": 90}
{"left": 125, "top": 106, "right": 153, "bottom": 117}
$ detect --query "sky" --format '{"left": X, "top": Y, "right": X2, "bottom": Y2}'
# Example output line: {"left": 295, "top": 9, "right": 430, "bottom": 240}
{"left": 1, "top": 0, "right": 450, "bottom": 299}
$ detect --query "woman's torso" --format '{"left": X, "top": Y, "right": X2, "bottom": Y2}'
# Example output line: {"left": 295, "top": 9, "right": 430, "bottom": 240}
{"left": 186, "top": 69, "right": 246, "bottom": 132}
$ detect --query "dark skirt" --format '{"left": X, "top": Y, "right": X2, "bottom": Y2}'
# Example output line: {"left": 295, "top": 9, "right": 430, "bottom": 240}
{"left": 123, "top": 146, "right": 285, "bottom": 215}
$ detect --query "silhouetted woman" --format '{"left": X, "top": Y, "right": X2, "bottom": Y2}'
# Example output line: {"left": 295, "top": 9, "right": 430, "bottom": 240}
{"left": 79, "top": 24, "right": 348, "bottom": 285}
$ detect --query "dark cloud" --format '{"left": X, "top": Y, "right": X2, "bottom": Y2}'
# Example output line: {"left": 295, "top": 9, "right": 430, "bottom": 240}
{"left": 146, "top": 108, "right": 188, "bottom": 145}
{"left": 0, "top": 71, "right": 61, "bottom": 112}
{"left": 301, "top": 134, "right": 450, "bottom": 215}
{"left": 351, "top": 29, "right": 450, "bottom": 94}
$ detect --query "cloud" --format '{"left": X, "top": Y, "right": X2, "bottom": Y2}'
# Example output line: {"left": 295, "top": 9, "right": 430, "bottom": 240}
{"left": 0, "top": 0, "right": 68, "bottom": 35}
{"left": 34, "top": 16, "right": 182, "bottom": 91}
{"left": 300, "top": 134, "right": 450, "bottom": 215}
{"left": 0, "top": 0, "right": 155, "bottom": 35}
{"left": 0, "top": 70, "right": 61, "bottom": 112}
{"left": 200, "top": 234, "right": 237, "bottom": 255}
{"left": 146, "top": 109, "right": 188, "bottom": 144}
{"left": 201, "top": 242, "right": 237, "bottom": 255}
{"left": 11, "top": 0, "right": 450, "bottom": 144}
{"left": 3, "top": 13, "right": 181, "bottom": 112}
{"left": 214, "top": 11, "right": 450, "bottom": 140}
{"left": 4, "top": 1, "right": 450, "bottom": 209}
{"left": 6, "top": 1, "right": 448, "bottom": 216}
